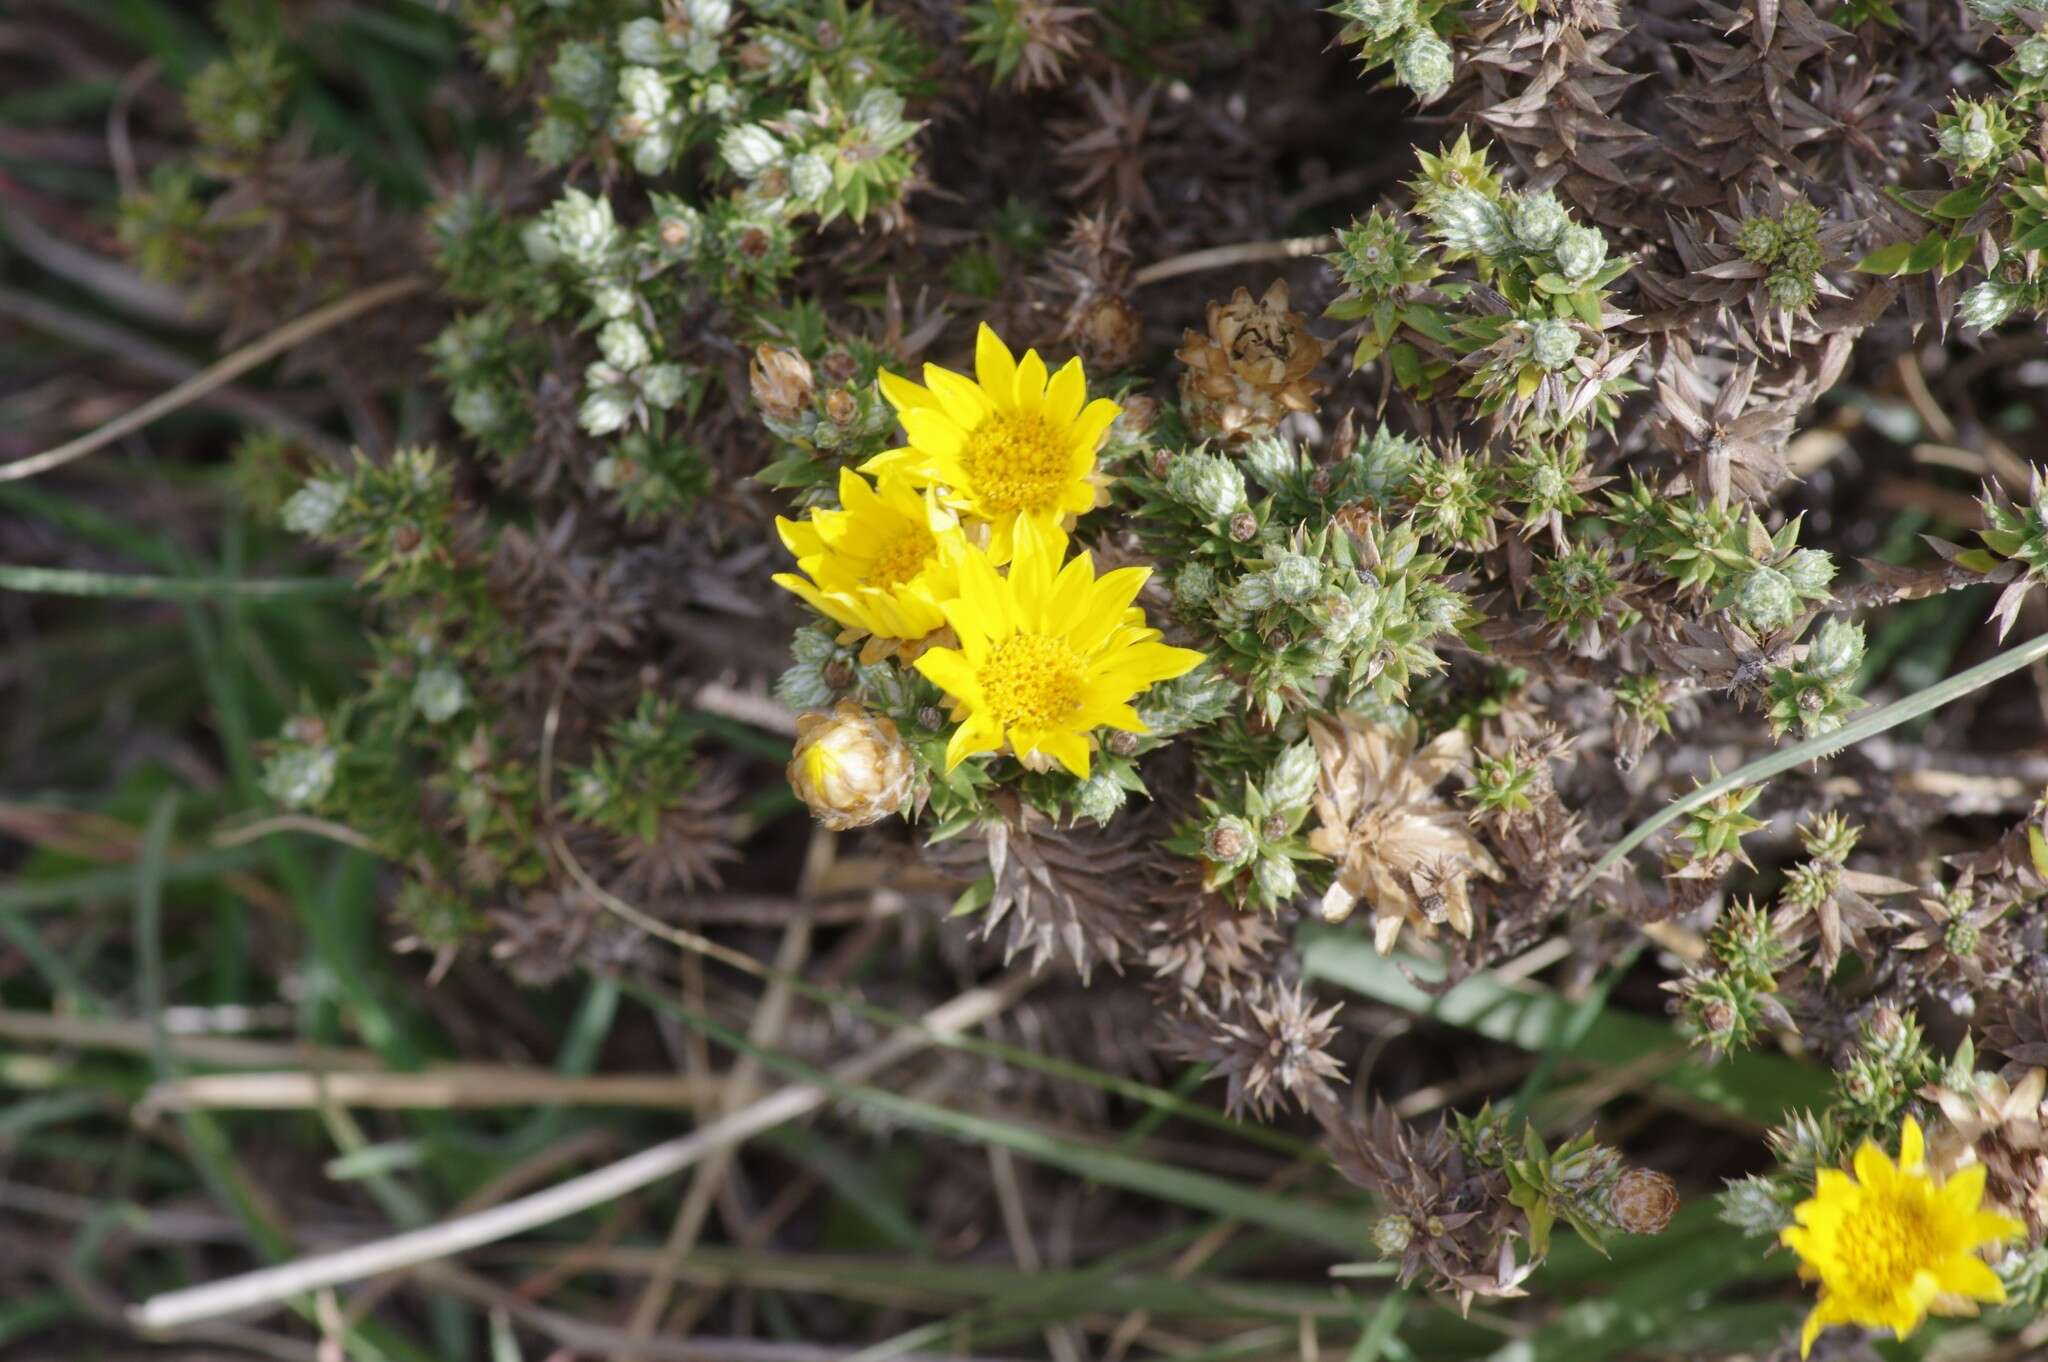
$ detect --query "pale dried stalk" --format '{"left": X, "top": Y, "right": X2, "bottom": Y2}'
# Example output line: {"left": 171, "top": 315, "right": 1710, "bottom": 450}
{"left": 130, "top": 965, "right": 1039, "bottom": 1332}
{"left": 1, "top": 274, "right": 427, "bottom": 483}
{"left": 1130, "top": 235, "right": 1337, "bottom": 288}
{"left": 135, "top": 1070, "right": 723, "bottom": 1116}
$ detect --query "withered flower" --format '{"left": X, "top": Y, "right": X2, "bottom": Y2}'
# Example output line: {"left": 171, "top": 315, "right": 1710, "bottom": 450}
{"left": 1307, "top": 714, "right": 1502, "bottom": 954}
{"left": 1923, "top": 1066, "right": 2048, "bottom": 1240}
{"left": 1164, "top": 978, "right": 1345, "bottom": 1121}
{"left": 1175, "top": 280, "right": 1327, "bottom": 442}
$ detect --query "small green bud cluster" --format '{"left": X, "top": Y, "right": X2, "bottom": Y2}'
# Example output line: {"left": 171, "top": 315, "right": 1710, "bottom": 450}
{"left": 1169, "top": 738, "right": 1323, "bottom": 911}
{"left": 1665, "top": 898, "right": 1794, "bottom": 1059}
{"left": 1733, "top": 198, "right": 1827, "bottom": 312}
{"left": 1765, "top": 616, "right": 1867, "bottom": 740}
{"left": 1329, "top": 0, "right": 1457, "bottom": 103}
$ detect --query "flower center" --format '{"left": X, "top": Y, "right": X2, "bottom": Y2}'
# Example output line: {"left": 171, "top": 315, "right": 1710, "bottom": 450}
{"left": 959, "top": 410, "right": 1071, "bottom": 516}
{"left": 869, "top": 524, "right": 935, "bottom": 588}
{"left": 1831, "top": 1192, "right": 1937, "bottom": 1301}
{"left": 978, "top": 633, "right": 1084, "bottom": 731}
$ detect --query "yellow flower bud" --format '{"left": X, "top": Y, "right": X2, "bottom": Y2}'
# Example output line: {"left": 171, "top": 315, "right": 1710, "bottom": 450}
{"left": 788, "top": 700, "right": 913, "bottom": 830}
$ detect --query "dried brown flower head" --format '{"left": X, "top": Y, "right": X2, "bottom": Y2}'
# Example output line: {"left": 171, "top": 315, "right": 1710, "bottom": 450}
{"left": 1176, "top": 280, "right": 1327, "bottom": 442}
{"left": 1165, "top": 978, "right": 1345, "bottom": 1121}
{"left": 1306, "top": 714, "right": 1503, "bottom": 954}
{"left": 1923, "top": 1067, "right": 2048, "bottom": 1240}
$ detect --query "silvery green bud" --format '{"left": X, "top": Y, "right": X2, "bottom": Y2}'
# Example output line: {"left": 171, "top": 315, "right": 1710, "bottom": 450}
{"left": 1510, "top": 191, "right": 1569, "bottom": 250}
{"left": 452, "top": 386, "right": 506, "bottom": 435}
{"left": 588, "top": 280, "right": 634, "bottom": 320}
{"left": 598, "top": 319, "right": 652, "bottom": 372}
{"left": 2017, "top": 33, "right": 2048, "bottom": 77}
{"left": 1959, "top": 279, "right": 2019, "bottom": 331}
{"left": 543, "top": 188, "right": 619, "bottom": 272}
{"left": 550, "top": 41, "right": 613, "bottom": 111}
{"left": 579, "top": 383, "right": 635, "bottom": 436}
{"left": 412, "top": 666, "right": 467, "bottom": 722}
{"left": 618, "top": 65, "right": 671, "bottom": 121}
{"left": 1553, "top": 224, "right": 1608, "bottom": 284}
{"left": 1173, "top": 560, "right": 1218, "bottom": 608}
{"left": 855, "top": 88, "right": 915, "bottom": 141}
{"left": 281, "top": 478, "right": 347, "bottom": 535}
{"left": 262, "top": 745, "right": 336, "bottom": 809}
{"left": 1808, "top": 617, "right": 1864, "bottom": 681}
{"left": 1781, "top": 548, "right": 1836, "bottom": 595}
{"left": 1075, "top": 773, "right": 1127, "bottom": 824}
{"left": 520, "top": 217, "right": 561, "bottom": 267}
{"left": 1371, "top": 1214, "right": 1414, "bottom": 1257}
{"left": 1527, "top": 318, "right": 1580, "bottom": 371}
{"left": 631, "top": 131, "right": 677, "bottom": 177}
{"left": 618, "top": 18, "right": 672, "bottom": 65}
{"left": 1229, "top": 572, "right": 1282, "bottom": 615}
{"left": 1242, "top": 433, "right": 1297, "bottom": 488}
{"left": 1356, "top": 428, "right": 1423, "bottom": 496}
{"left": 1334, "top": 0, "right": 1415, "bottom": 41}
{"left": 1270, "top": 552, "right": 1324, "bottom": 602}
{"left": 1767, "top": 270, "right": 1816, "bottom": 311}
{"left": 751, "top": 31, "right": 803, "bottom": 79}
{"left": 685, "top": 0, "right": 732, "bottom": 32}
{"left": 1939, "top": 111, "right": 1996, "bottom": 167}
{"left": 641, "top": 363, "right": 687, "bottom": 408}
{"left": 1254, "top": 854, "right": 1300, "bottom": 903}
{"left": 1166, "top": 450, "right": 1247, "bottom": 520}
{"left": 1967, "top": 0, "right": 2025, "bottom": 17}
{"left": 1394, "top": 28, "right": 1454, "bottom": 102}
{"left": 1431, "top": 187, "right": 1510, "bottom": 257}
{"left": 720, "top": 123, "right": 784, "bottom": 178}
{"left": 526, "top": 115, "right": 580, "bottom": 168}
{"left": 1263, "top": 740, "right": 1320, "bottom": 811}
{"left": 1204, "top": 815, "right": 1255, "bottom": 866}
{"left": 682, "top": 36, "right": 721, "bottom": 74}
{"left": 789, "top": 151, "right": 833, "bottom": 202}
{"left": 1735, "top": 566, "right": 1797, "bottom": 631}
{"left": 591, "top": 456, "right": 624, "bottom": 491}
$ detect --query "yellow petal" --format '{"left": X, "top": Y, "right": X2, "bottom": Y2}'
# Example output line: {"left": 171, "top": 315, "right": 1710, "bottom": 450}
{"left": 914, "top": 646, "right": 979, "bottom": 702}
{"left": 900, "top": 406, "right": 969, "bottom": 458}
{"left": 878, "top": 368, "right": 937, "bottom": 414}
{"left": 1033, "top": 728, "right": 1092, "bottom": 778}
{"left": 1933, "top": 1253, "right": 2005, "bottom": 1303}
{"left": 924, "top": 363, "right": 994, "bottom": 430}
{"left": 1013, "top": 347, "right": 1049, "bottom": 408}
{"left": 1852, "top": 1139, "right": 1894, "bottom": 1191}
{"left": 974, "top": 323, "right": 1018, "bottom": 411}
{"left": 1069, "top": 396, "right": 1121, "bottom": 456}
{"left": 1044, "top": 356, "right": 1086, "bottom": 426}
{"left": 1899, "top": 1116, "right": 1925, "bottom": 1172}
{"left": 944, "top": 710, "right": 1003, "bottom": 770}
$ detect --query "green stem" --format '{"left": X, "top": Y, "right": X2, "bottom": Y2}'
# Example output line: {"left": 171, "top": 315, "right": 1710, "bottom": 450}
{"left": 0, "top": 564, "right": 348, "bottom": 601}
{"left": 1575, "top": 626, "right": 2048, "bottom": 896}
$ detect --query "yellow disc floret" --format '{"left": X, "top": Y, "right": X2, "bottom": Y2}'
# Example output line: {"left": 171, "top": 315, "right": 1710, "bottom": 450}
{"left": 773, "top": 467, "right": 970, "bottom": 659}
{"left": 1781, "top": 1116, "right": 2022, "bottom": 1357}
{"left": 866, "top": 323, "right": 1118, "bottom": 559}
{"left": 913, "top": 516, "right": 1205, "bottom": 778}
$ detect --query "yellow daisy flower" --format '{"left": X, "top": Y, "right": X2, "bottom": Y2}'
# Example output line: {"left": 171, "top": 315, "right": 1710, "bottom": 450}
{"left": 773, "top": 468, "right": 971, "bottom": 661}
{"left": 1781, "top": 1115, "right": 2023, "bottom": 1357}
{"left": 865, "top": 323, "right": 1120, "bottom": 559}
{"left": 913, "top": 517, "right": 1205, "bottom": 778}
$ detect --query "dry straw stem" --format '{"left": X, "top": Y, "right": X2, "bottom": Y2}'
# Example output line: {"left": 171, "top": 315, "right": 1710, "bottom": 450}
{"left": 1578, "top": 625, "right": 2048, "bottom": 895}
{"left": 135, "top": 1070, "right": 725, "bottom": 1116}
{"left": 0, "top": 273, "right": 427, "bottom": 483}
{"left": 1130, "top": 234, "right": 1338, "bottom": 288}
{"left": 129, "top": 964, "right": 1040, "bottom": 1333}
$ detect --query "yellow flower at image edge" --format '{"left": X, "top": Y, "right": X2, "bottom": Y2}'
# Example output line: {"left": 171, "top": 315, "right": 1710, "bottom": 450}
{"left": 1781, "top": 1116, "right": 2022, "bottom": 1357}
{"left": 773, "top": 467, "right": 968, "bottom": 659}
{"left": 866, "top": 323, "right": 1118, "bottom": 559}
{"left": 914, "top": 518, "right": 1204, "bottom": 778}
